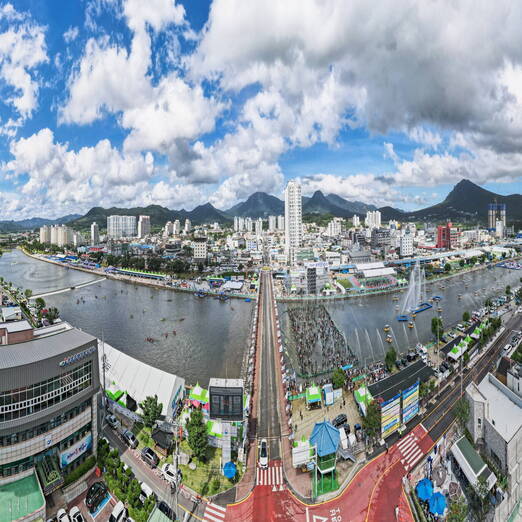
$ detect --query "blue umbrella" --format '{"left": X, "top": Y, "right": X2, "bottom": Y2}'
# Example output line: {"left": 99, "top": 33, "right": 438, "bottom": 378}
{"left": 416, "top": 478, "right": 433, "bottom": 501}
{"left": 223, "top": 461, "right": 237, "bottom": 479}
{"left": 429, "top": 492, "right": 447, "bottom": 515}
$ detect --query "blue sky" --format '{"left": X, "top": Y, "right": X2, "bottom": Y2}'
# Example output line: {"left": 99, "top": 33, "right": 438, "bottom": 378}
{"left": 1, "top": 0, "right": 522, "bottom": 219}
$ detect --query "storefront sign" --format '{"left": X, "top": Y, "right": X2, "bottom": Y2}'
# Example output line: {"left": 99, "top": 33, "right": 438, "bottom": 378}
{"left": 59, "top": 346, "right": 96, "bottom": 367}
{"left": 59, "top": 432, "right": 92, "bottom": 468}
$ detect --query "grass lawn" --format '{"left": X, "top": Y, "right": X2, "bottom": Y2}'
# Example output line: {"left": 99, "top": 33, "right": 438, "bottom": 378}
{"left": 177, "top": 440, "right": 242, "bottom": 496}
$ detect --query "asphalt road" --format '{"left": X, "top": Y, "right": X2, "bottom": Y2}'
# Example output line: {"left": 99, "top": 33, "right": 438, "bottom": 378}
{"left": 256, "top": 271, "right": 282, "bottom": 461}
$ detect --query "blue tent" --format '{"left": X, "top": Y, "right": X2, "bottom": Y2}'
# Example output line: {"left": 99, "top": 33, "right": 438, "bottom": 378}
{"left": 429, "top": 492, "right": 447, "bottom": 515}
{"left": 416, "top": 478, "right": 433, "bottom": 501}
{"left": 223, "top": 461, "right": 237, "bottom": 479}
{"left": 310, "top": 421, "right": 340, "bottom": 457}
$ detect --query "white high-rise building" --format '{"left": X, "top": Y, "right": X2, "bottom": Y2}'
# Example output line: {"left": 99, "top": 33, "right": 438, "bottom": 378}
{"left": 137, "top": 215, "right": 151, "bottom": 238}
{"left": 365, "top": 210, "right": 381, "bottom": 229}
{"left": 50, "top": 225, "right": 58, "bottom": 245}
{"left": 184, "top": 219, "right": 191, "bottom": 234}
{"left": 107, "top": 215, "right": 136, "bottom": 238}
{"left": 173, "top": 220, "right": 181, "bottom": 235}
{"left": 54, "top": 225, "right": 73, "bottom": 247}
{"left": 284, "top": 180, "right": 302, "bottom": 264}
{"left": 326, "top": 218, "right": 342, "bottom": 237}
{"left": 163, "top": 221, "right": 174, "bottom": 237}
{"left": 352, "top": 215, "right": 360, "bottom": 227}
{"left": 277, "top": 215, "right": 285, "bottom": 231}
{"left": 255, "top": 218, "right": 263, "bottom": 236}
{"left": 39, "top": 225, "right": 51, "bottom": 244}
{"left": 400, "top": 231, "right": 414, "bottom": 257}
{"left": 90, "top": 222, "right": 99, "bottom": 245}
{"left": 245, "top": 217, "right": 253, "bottom": 233}
{"left": 268, "top": 215, "right": 277, "bottom": 232}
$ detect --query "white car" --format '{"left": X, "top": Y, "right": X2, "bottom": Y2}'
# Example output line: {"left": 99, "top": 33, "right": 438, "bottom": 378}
{"left": 56, "top": 509, "right": 71, "bottom": 522}
{"left": 69, "top": 506, "right": 85, "bottom": 522}
{"left": 259, "top": 438, "right": 268, "bottom": 468}
{"left": 161, "top": 463, "right": 177, "bottom": 485}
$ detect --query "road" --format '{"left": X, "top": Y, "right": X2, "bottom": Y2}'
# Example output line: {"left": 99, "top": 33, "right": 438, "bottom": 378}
{"left": 257, "top": 271, "right": 282, "bottom": 461}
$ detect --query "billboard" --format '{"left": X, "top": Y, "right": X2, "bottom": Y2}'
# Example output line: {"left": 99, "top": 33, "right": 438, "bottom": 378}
{"left": 402, "top": 381, "right": 420, "bottom": 425}
{"left": 59, "top": 432, "right": 92, "bottom": 468}
{"left": 209, "top": 385, "right": 244, "bottom": 421}
{"left": 381, "top": 393, "right": 401, "bottom": 439}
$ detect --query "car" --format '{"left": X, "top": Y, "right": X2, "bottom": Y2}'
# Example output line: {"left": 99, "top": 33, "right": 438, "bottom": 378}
{"left": 161, "top": 463, "right": 177, "bottom": 485}
{"left": 259, "top": 438, "right": 268, "bottom": 468}
{"left": 157, "top": 501, "right": 176, "bottom": 521}
{"left": 332, "top": 413, "right": 347, "bottom": 427}
{"left": 86, "top": 481, "right": 108, "bottom": 513}
{"left": 139, "top": 482, "right": 156, "bottom": 504}
{"left": 503, "top": 344, "right": 512, "bottom": 353}
{"left": 122, "top": 430, "right": 138, "bottom": 449}
{"left": 68, "top": 507, "right": 85, "bottom": 522}
{"left": 401, "top": 357, "right": 408, "bottom": 367}
{"left": 106, "top": 414, "right": 118, "bottom": 429}
{"left": 395, "top": 359, "right": 402, "bottom": 369}
{"left": 57, "top": 509, "right": 70, "bottom": 522}
{"left": 109, "top": 501, "right": 128, "bottom": 522}
{"left": 141, "top": 446, "right": 159, "bottom": 468}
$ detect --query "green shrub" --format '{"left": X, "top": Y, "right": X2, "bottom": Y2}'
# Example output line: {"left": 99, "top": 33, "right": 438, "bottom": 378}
{"left": 63, "top": 456, "right": 96, "bottom": 487}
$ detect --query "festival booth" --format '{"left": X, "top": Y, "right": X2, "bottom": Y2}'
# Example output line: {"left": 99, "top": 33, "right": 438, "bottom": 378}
{"left": 310, "top": 421, "right": 340, "bottom": 496}
{"left": 189, "top": 383, "right": 209, "bottom": 407}
{"left": 354, "top": 385, "right": 373, "bottom": 417}
{"left": 306, "top": 386, "right": 322, "bottom": 410}
{"left": 448, "top": 339, "right": 468, "bottom": 361}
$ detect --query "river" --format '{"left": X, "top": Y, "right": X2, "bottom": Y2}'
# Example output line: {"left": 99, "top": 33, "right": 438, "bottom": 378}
{"left": 0, "top": 249, "right": 253, "bottom": 385}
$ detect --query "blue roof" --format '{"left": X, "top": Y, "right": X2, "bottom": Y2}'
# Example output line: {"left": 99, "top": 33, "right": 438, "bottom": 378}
{"left": 310, "top": 421, "right": 340, "bottom": 457}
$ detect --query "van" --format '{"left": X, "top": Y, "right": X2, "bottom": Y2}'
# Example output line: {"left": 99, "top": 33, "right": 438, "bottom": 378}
{"left": 139, "top": 482, "right": 155, "bottom": 504}
{"left": 504, "top": 344, "right": 512, "bottom": 354}
{"left": 457, "top": 324, "right": 464, "bottom": 332}
{"left": 109, "top": 501, "right": 127, "bottom": 522}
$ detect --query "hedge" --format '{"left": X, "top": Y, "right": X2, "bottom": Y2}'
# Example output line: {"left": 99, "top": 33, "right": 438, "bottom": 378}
{"left": 63, "top": 455, "right": 96, "bottom": 487}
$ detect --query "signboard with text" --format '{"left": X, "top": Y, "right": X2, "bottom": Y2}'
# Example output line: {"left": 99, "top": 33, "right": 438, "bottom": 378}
{"left": 59, "top": 432, "right": 92, "bottom": 468}
{"left": 402, "top": 381, "right": 420, "bottom": 425}
{"left": 381, "top": 393, "right": 401, "bottom": 439}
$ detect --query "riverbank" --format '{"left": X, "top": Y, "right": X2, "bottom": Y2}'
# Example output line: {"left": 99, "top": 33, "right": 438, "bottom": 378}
{"left": 21, "top": 248, "right": 257, "bottom": 302}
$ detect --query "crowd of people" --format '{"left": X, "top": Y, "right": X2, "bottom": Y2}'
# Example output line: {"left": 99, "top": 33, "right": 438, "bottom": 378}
{"left": 287, "top": 304, "right": 358, "bottom": 376}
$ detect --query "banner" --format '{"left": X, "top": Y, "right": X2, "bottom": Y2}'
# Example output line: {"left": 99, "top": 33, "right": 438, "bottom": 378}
{"left": 402, "top": 381, "right": 420, "bottom": 425}
{"left": 60, "top": 432, "right": 92, "bottom": 468}
{"left": 381, "top": 393, "right": 401, "bottom": 438}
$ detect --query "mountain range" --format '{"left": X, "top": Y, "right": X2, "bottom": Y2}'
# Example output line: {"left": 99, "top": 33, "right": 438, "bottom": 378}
{"left": 2, "top": 179, "right": 521, "bottom": 232}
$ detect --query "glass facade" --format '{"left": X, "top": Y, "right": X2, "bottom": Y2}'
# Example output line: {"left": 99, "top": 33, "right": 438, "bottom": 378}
{"left": 0, "top": 361, "right": 92, "bottom": 423}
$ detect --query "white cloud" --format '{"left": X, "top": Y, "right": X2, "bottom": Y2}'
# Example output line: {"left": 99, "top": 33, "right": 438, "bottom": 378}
{"left": 63, "top": 26, "right": 79, "bottom": 43}
{"left": 0, "top": 5, "right": 48, "bottom": 120}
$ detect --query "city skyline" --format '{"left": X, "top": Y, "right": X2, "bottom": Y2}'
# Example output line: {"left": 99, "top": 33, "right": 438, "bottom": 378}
{"left": 0, "top": 1, "right": 522, "bottom": 221}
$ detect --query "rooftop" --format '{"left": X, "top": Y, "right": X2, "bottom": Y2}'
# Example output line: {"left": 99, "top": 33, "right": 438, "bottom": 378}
{"left": 477, "top": 373, "right": 522, "bottom": 442}
{"left": 0, "top": 319, "right": 32, "bottom": 333}
{"left": 0, "top": 472, "right": 45, "bottom": 521}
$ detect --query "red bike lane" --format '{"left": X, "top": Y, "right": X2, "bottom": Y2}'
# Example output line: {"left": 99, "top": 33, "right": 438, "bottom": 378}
{"left": 226, "top": 424, "right": 433, "bottom": 522}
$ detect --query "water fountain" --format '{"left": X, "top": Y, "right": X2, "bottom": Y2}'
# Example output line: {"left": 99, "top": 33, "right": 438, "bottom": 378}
{"left": 376, "top": 328, "right": 386, "bottom": 358}
{"left": 398, "top": 261, "right": 432, "bottom": 320}
{"left": 364, "top": 329, "right": 374, "bottom": 365}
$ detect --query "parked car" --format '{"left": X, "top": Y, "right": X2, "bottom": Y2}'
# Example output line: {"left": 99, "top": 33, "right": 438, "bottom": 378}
{"left": 139, "top": 482, "right": 156, "bottom": 504}
{"left": 161, "top": 463, "right": 177, "bottom": 486}
{"left": 141, "top": 447, "right": 159, "bottom": 468}
{"left": 68, "top": 507, "right": 85, "bottom": 522}
{"left": 258, "top": 438, "right": 268, "bottom": 468}
{"left": 56, "top": 509, "right": 70, "bottom": 522}
{"left": 122, "top": 430, "right": 138, "bottom": 449}
{"left": 157, "top": 501, "right": 176, "bottom": 520}
{"left": 86, "top": 481, "right": 108, "bottom": 513}
{"left": 106, "top": 414, "right": 118, "bottom": 429}
{"left": 109, "top": 501, "right": 128, "bottom": 522}
{"left": 332, "top": 413, "right": 347, "bottom": 427}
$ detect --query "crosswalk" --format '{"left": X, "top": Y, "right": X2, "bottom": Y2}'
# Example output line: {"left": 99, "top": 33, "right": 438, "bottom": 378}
{"left": 396, "top": 431, "right": 424, "bottom": 471}
{"left": 256, "top": 461, "right": 284, "bottom": 487}
{"left": 202, "top": 501, "right": 227, "bottom": 522}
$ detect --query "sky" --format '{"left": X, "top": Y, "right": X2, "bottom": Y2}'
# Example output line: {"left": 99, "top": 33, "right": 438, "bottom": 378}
{"left": 1, "top": 0, "right": 522, "bottom": 219}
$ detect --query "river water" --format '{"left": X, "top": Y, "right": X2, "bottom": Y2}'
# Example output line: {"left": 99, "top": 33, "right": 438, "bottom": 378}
{"left": 0, "top": 249, "right": 253, "bottom": 385}
{"left": 279, "top": 263, "right": 522, "bottom": 370}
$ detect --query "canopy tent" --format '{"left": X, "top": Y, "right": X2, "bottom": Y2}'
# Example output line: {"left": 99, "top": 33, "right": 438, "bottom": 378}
{"left": 450, "top": 436, "right": 496, "bottom": 492}
{"left": 306, "top": 386, "right": 322, "bottom": 405}
{"left": 429, "top": 492, "right": 447, "bottom": 516}
{"left": 448, "top": 341, "right": 468, "bottom": 361}
{"left": 310, "top": 421, "right": 340, "bottom": 458}
{"left": 223, "top": 461, "right": 237, "bottom": 479}
{"left": 416, "top": 478, "right": 433, "bottom": 501}
{"left": 207, "top": 420, "right": 223, "bottom": 438}
{"left": 464, "top": 335, "right": 473, "bottom": 344}
{"left": 354, "top": 385, "right": 373, "bottom": 417}
{"left": 189, "top": 383, "right": 209, "bottom": 404}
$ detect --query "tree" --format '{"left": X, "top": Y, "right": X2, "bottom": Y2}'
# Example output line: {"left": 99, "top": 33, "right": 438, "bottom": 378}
{"left": 35, "top": 297, "right": 46, "bottom": 311}
{"left": 363, "top": 400, "right": 381, "bottom": 441}
{"left": 444, "top": 263, "right": 451, "bottom": 272}
{"left": 431, "top": 317, "right": 444, "bottom": 340}
{"left": 462, "top": 311, "right": 470, "bottom": 322}
{"left": 187, "top": 408, "right": 208, "bottom": 461}
{"left": 46, "top": 306, "right": 60, "bottom": 324}
{"left": 459, "top": 259, "right": 465, "bottom": 268}
{"left": 139, "top": 395, "right": 163, "bottom": 428}
{"left": 506, "top": 285, "right": 511, "bottom": 295}
{"left": 24, "top": 288, "right": 32, "bottom": 299}
{"left": 453, "top": 397, "right": 470, "bottom": 434}
{"left": 447, "top": 496, "right": 468, "bottom": 522}
{"left": 331, "top": 368, "right": 346, "bottom": 389}
{"left": 384, "top": 346, "right": 397, "bottom": 372}
{"left": 471, "top": 476, "right": 491, "bottom": 521}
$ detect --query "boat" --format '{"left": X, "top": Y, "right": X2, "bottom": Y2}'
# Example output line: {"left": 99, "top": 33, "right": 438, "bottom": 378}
{"left": 245, "top": 298, "right": 252, "bottom": 302}
{"left": 408, "top": 321, "right": 414, "bottom": 329}
{"left": 194, "top": 291, "right": 206, "bottom": 298}
{"left": 437, "top": 307, "right": 443, "bottom": 312}
{"left": 397, "top": 315, "right": 409, "bottom": 322}
{"left": 383, "top": 324, "right": 390, "bottom": 332}
{"left": 458, "top": 294, "right": 462, "bottom": 299}
{"left": 395, "top": 305, "right": 400, "bottom": 310}
{"left": 412, "top": 312, "right": 417, "bottom": 318}
{"left": 392, "top": 296, "right": 399, "bottom": 302}
{"left": 385, "top": 335, "right": 393, "bottom": 343}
